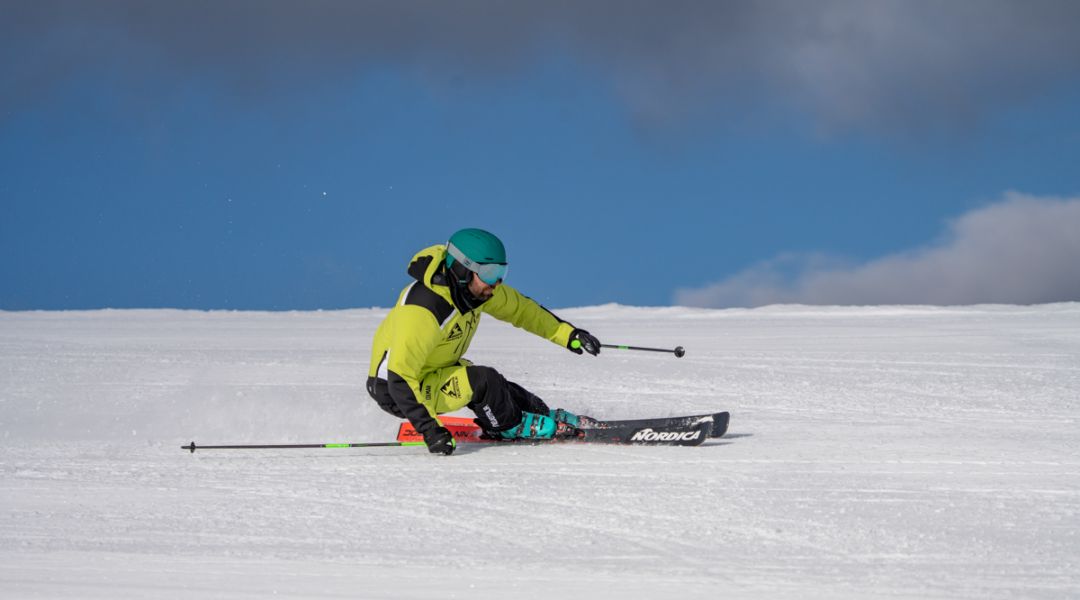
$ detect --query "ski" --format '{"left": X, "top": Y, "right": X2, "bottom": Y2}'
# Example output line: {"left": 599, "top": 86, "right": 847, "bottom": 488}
{"left": 574, "top": 419, "right": 712, "bottom": 446}
{"left": 580, "top": 411, "right": 730, "bottom": 439}
{"left": 396, "top": 412, "right": 728, "bottom": 447}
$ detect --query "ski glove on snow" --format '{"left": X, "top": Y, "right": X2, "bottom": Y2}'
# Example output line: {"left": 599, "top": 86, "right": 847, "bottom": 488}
{"left": 567, "top": 329, "right": 601, "bottom": 356}
{"left": 423, "top": 426, "right": 456, "bottom": 455}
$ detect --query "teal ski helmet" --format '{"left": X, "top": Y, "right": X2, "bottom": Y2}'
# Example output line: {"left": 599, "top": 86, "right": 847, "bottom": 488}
{"left": 445, "top": 228, "right": 507, "bottom": 285}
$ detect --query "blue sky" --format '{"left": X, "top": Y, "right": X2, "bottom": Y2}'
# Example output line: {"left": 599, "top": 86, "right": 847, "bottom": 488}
{"left": 3, "top": 1, "right": 1080, "bottom": 310}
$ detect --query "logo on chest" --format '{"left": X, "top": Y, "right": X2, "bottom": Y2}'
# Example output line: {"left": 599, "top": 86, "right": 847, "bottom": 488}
{"left": 447, "top": 323, "right": 464, "bottom": 341}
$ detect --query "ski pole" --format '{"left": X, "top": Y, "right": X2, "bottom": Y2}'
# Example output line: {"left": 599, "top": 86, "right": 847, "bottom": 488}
{"left": 182, "top": 440, "right": 425, "bottom": 453}
{"left": 601, "top": 344, "right": 686, "bottom": 358}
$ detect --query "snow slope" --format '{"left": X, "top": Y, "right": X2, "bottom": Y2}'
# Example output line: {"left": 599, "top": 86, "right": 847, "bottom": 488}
{"left": 2, "top": 304, "right": 1078, "bottom": 599}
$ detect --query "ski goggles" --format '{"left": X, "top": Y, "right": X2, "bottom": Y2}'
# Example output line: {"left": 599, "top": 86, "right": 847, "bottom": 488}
{"left": 446, "top": 242, "right": 508, "bottom": 285}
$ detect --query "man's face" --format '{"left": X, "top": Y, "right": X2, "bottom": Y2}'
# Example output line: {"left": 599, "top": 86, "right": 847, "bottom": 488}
{"left": 467, "top": 272, "right": 498, "bottom": 300}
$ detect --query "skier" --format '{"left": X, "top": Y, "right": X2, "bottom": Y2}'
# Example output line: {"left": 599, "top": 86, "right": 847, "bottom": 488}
{"left": 366, "top": 228, "right": 601, "bottom": 455}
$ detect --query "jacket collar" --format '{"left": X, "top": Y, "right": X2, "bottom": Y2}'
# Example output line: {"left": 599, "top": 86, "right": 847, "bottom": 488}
{"left": 406, "top": 245, "right": 457, "bottom": 306}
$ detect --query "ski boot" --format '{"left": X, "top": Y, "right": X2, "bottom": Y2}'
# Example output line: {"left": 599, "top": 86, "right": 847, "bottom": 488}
{"left": 549, "top": 408, "right": 580, "bottom": 428}
{"left": 498, "top": 412, "right": 558, "bottom": 441}
{"left": 551, "top": 408, "right": 599, "bottom": 430}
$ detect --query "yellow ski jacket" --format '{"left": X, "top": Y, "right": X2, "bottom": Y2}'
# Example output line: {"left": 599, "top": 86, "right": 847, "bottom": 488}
{"left": 368, "top": 244, "right": 576, "bottom": 433}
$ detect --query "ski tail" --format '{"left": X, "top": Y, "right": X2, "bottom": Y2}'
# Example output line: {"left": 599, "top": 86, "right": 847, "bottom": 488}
{"left": 396, "top": 416, "right": 481, "bottom": 444}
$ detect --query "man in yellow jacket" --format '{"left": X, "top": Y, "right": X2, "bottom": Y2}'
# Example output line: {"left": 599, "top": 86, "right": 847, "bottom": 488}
{"left": 367, "top": 228, "right": 601, "bottom": 455}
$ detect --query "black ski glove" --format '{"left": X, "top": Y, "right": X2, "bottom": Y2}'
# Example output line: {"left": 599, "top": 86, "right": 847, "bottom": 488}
{"left": 567, "top": 328, "right": 601, "bottom": 356}
{"left": 422, "top": 425, "right": 456, "bottom": 456}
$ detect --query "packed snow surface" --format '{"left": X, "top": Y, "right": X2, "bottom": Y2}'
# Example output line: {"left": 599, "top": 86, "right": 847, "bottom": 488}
{"left": 2, "top": 304, "right": 1079, "bottom": 599}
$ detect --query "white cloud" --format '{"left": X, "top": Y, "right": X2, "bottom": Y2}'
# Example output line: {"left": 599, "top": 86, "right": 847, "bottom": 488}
{"left": 675, "top": 192, "right": 1080, "bottom": 307}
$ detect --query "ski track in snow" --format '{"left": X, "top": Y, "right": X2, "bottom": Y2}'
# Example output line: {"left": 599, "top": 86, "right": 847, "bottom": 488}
{"left": 1, "top": 304, "right": 1079, "bottom": 599}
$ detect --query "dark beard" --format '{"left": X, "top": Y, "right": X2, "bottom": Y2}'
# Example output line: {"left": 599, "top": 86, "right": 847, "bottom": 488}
{"left": 447, "top": 262, "right": 488, "bottom": 314}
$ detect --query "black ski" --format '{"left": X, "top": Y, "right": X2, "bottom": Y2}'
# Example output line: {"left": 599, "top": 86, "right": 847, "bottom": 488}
{"left": 574, "top": 419, "right": 712, "bottom": 446}
{"left": 578, "top": 411, "right": 729, "bottom": 439}
{"left": 399, "top": 412, "right": 729, "bottom": 446}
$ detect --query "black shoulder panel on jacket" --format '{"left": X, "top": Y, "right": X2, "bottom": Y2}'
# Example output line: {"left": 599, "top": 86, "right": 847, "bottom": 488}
{"left": 408, "top": 255, "right": 433, "bottom": 282}
{"left": 405, "top": 282, "right": 455, "bottom": 326}
{"left": 387, "top": 369, "right": 439, "bottom": 434}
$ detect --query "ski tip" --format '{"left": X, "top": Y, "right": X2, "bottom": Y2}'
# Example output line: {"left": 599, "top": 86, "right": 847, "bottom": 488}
{"left": 711, "top": 412, "right": 730, "bottom": 438}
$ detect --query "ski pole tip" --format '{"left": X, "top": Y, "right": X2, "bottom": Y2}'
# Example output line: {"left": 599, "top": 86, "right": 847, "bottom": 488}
{"left": 184, "top": 442, "right": 196, "bottom": 454}
{"left": 674, "top": 346, "right": 685, "bottom": 358}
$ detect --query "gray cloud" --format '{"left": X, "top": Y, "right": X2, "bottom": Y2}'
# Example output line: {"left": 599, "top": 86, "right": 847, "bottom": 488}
{"left": 675, "top": 193, "right": 1080, "bottom": 307}
{"left": 3, "top": 1, "right": 1080, "bottom": 131}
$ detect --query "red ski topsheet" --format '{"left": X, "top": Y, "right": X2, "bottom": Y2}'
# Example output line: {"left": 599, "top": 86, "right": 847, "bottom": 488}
{"left": 397, "top": 416, "right": 487, "bottom": 443}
